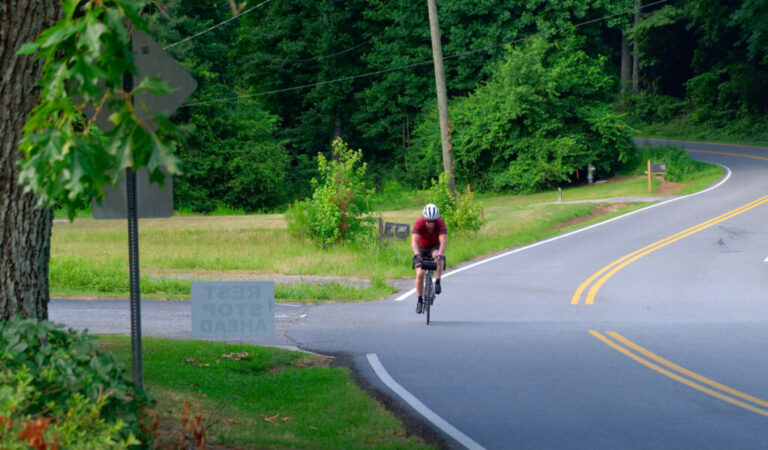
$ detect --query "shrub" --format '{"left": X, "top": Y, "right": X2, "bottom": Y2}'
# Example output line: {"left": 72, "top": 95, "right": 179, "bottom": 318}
{"left": 300, "top": 138, "right": 375, "bottom": 247}
{"left": 429, "top": 173, "right": 485, "bottom": 234}
{"left": 285, "top": 199, "right": 309, "bottom": 240}
{"left": 622, "top": 93, "right": 688, "bottom": 123}
{"left": 636, "top": 145, "right": 709, "bottom": 183}
{"left": 0, "top": 367, "right": 139, "bottom": 449}
{"left": 0, "top": 316, "right": 149, "bottom": 445}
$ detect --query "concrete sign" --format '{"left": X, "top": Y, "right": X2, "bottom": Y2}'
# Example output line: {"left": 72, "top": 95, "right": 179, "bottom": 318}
{"left": 191, "top": 282, "right": 275, "bottom": 339}
{"left": 384, "top": 222, "right": 410, "bottom": 240}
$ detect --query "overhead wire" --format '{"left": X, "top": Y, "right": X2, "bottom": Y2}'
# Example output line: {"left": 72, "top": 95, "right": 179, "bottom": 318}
{"left": 281, "top": 1, "right": 424, "bottom": 64}
{"left": 163, "top": 0, "right": 275, "bottom": 50}
{"left": 181, "top": 0, "right": 672, "bottom": 108}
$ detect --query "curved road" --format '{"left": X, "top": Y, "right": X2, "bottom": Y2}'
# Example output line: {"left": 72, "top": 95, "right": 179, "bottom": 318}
{"left": 51, "top": 140, "right": 768, "bottom": 449}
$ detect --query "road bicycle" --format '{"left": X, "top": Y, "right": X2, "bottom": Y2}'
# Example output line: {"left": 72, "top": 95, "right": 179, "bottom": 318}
{"left": 414, "top": 256, "right": 444, "bottom": 325}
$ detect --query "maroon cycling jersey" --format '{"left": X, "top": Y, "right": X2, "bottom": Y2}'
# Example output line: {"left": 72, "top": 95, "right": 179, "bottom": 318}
{"left": 413, "top": 217, "right": 447, "bottom": 248}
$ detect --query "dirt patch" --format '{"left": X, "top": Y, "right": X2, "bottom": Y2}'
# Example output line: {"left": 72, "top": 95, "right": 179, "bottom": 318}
{"left": 554, "top": 203, "right": 631, "bottom": 230}
{"left": 656, "top": 178, "right": 685, "bottom": 195}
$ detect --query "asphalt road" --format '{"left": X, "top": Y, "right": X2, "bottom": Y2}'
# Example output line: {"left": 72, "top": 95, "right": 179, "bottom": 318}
{"left": 50, "top": 139, "right": 768, "bottom": 449}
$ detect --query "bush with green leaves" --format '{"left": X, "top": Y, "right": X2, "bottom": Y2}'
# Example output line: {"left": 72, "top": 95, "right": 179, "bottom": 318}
{"left": 429, "top": 173, "right": 485, "bottom": 234}
{"left": 293, "top": 138, "right": 375, "bottom": 247}
{"left": 173, "top": 99, "right": 289, "bottom": 214}
{"left": 285, "top": 200, "right": 310, "bottom": 241}
{"left": 622, "top": 93, "right": 688, "bottom": 124}
{"left": 410, "top": 34, "right": 635, "bottom": 193}
{"left": 636, "top": 145, "right": 711, "bottom": 183}
{"left": 0, "top": 367, "right": 139, "bottom": 449}
{"left": 0, "top": 316, "right": 149, "bottom": 445}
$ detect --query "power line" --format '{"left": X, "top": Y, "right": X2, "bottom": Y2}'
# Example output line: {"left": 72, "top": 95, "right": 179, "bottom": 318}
{"left": 163, "top": 0, "right": 274, "bottom": 50}
{"left": 282, "top": 1, "right": 423, "bottom": 64}
{"left": 285, "top": 41, "right": 370, "bottom": 63}
{"left": 181, "top": 0, "right": 672, "bottom": 108}
{"left": 182, "top": 59, "right": 434, "bottom": 107}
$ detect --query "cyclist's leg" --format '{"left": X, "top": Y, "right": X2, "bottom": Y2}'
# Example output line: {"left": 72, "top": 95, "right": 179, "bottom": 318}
{"left": 415, "top": 267, "right": 425, "bottom": 296}
{"left": 415, "top": 246, "right": 432, "bottom": 295}
{"left": 430, "top": 247, "right": 443, "bottom": 280}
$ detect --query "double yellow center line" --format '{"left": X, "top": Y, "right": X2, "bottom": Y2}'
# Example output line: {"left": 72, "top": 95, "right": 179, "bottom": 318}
{"left": 590, "top": 331, "right": 768, "bottom": 418}
{"left": 571, "top": 193, "right": 768, "bottom": 305}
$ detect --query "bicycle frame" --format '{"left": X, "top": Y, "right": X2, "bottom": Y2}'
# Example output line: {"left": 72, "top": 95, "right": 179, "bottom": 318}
{"left": 419, "top": 257, "right": 440, "bottom": 325}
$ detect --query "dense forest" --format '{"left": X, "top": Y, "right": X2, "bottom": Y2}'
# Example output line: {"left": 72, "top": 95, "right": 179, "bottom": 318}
{"left": 146, "top": 0, "right": 768, "bottom": 213}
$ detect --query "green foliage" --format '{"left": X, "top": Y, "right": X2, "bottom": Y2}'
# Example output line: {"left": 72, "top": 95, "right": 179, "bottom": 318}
{"left": 635, "top": 145, "right": 711, "bottom": 183}
{"left": 429, "top": 173, "right": 485, "bottom": 234}
{"left": 148, "top": 1, "right": 290, "bottom": 214}
{"left": 730, "top": 0, "right": 768, "bottom": 65}
{"left": 17, "top": 0, "right": 181, "bottom": 219}
{"left": 300, "top": 138, "right": 375, "bottom": 247}
{"left": 413, "top": 35, "right": 635, "bottom": 193}
{"left": 629, "top": 0, "right": 768, "bottom": 128}
{"left": 285, "top": 200, "right": 310, "bottom": 240}
{"left": 357, "top": 0, "right": 622, "bottom": 173}
{"left": 174, "top": 99, "right": 289, "bottom": 213}
{"left": 622, "top": 93, "right": 688, "bottom": 123}
{"left": 0, "top": 316, "right": 149, "bottom": 444}
{"left": 686, "top": 63, "right": 768, "bottom": 123}
{"left": 369, "top": 179, "right": 430, "bottom": 211}
{"left": 0, "top": 367, "right": 139, "bottom": 449}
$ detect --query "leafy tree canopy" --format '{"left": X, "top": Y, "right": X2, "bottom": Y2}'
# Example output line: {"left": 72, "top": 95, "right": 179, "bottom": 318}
{"left": 411, "top": 35, "right": 635, "bottom": 192}
{"left": 17, "top": 0, "right": 181, "bottom": 219}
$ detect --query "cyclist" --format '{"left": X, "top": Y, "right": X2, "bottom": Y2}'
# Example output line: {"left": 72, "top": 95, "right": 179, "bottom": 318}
{"left": 412, "top": 203, "right": 447, "bottom": 314}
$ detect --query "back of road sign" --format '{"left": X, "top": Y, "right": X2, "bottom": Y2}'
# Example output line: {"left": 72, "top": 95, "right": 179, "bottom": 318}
{"left": 90, "top": 31, "right": 197, "bottom": 220}
{"left": 92, "top": 167, "right": 174, "bottom": 220}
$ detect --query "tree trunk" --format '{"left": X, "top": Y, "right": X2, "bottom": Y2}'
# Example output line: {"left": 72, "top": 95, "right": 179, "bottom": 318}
{"left": 0, "top": 0, "right": 59, "bottom": 320}
{"left": 632, "top": 0, "right": 641, "bottom": 95}
{"left": 621, "top": 32, "right": 631, "bottom": 95}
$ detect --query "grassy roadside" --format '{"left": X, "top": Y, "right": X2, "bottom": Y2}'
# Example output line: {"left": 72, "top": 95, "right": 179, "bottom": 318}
{"left": 635, "top": 120, "right": 768, "bottom": 147}
{"left": 98, "top": 335, "right": 433, "bottom": 449}
{"left": 51, "top": 162, "right": 723, "bottom": 301}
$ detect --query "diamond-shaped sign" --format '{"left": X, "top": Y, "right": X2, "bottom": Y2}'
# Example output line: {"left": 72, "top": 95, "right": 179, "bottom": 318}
{"left": 90, "top": 30, "right": 197, "bottom": 219}
{"left": 131, "top": 30, "right": 198, "bottom": 132}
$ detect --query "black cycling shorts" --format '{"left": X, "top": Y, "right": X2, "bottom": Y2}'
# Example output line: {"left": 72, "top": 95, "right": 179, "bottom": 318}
{"left": 418, "top": 245, "right": 440, "bottom": 259}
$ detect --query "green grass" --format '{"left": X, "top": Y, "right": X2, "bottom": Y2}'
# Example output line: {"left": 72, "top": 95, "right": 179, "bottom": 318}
{"left": 50, "top": 255, "right": 396, "bottom": 302}
{"left": 98, "top": 335, "right": 432, "bottom": 449}
{"left": 51, "top": 158, "right": 722, "bottom": 301}
{"left": 636, "top": 118, "right": 768, "bottom": 147}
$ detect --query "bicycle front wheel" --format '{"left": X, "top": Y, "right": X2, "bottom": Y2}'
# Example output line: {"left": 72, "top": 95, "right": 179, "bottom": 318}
{"left": 424, "top": 272, "right": 433, "bottom": 325}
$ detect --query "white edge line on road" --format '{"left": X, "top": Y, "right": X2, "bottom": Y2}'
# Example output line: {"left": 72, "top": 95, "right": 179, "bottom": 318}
{"left": 366, "top": 353, "right": 487, "bottom": 450}
{"left": 395, "top": 163, "right": 731, "bottom": 302}
{"left": 764, "top": 256, "right": 768, "bottom": 263}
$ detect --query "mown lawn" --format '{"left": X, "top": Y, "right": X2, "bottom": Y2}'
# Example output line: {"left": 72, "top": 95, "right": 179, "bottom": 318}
{"left": 98, "top": 335, "right": 434, "bottom": 449}
{"left": 52, "top": 165, "right": 722, "bottom": 301}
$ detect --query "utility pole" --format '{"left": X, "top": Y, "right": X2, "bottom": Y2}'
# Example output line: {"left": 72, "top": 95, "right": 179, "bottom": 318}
{"left": 426, "top": 0, "right": 456, "bottom": 196}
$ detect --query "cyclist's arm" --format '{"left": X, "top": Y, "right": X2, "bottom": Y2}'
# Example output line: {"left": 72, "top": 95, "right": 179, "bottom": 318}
{"left": 411, "top": 232, "right": 421, "bottom": 256}
{"left": 437, "top": 233, "right": 447, "bottom": 258}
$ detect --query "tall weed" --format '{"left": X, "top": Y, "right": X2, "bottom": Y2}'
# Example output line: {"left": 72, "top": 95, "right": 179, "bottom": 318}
{"left": 636, "top": 145, "right": 710, "bottom": 183}
{"left": 429, "top": 173, "right": 485, "bottom": 234}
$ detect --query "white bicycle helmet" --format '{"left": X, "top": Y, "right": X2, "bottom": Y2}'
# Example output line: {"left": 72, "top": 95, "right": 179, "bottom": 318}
{"left": 423, "top": 203, "right": 439, "bottom": 220}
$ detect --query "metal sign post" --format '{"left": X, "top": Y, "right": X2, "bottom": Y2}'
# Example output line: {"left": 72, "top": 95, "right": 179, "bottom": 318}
{"left": 85, "top": 31, "right": 197, "bottom": 391}
{"left": 126, "top": 161, "right": 144, "bottom": 389}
